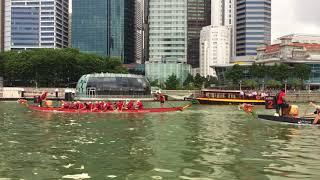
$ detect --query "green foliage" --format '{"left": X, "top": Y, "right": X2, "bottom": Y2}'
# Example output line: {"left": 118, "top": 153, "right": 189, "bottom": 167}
{"left": 204, "top": 76, "right": 218, "bottom": 88}
{"left": 225, "top": 64, "right": 244, "bottom": 83}
{"left": 243, "top": 79, "right": 258, "bottom": 89}
{"left": 0, "top": 48, "right": 127, "bottom": 87}
{"left": 266, "top": 79, "right": 282, "bottom": 88}
{"left": 292, "top": 64, "right": 311, "bottom": 81}
{"left": 194, "top": 73, "right": 206, "bottom": 89}
{"left": 165, "top": 74, "right": 180, "bottom": 90}
{"left": 249, "top": 63, "right": 266, "bottom": 79}
{"left": 150, "top": 79, "right": 159, "bottom": 87}
{"left": 288, "top": 78, "right": 302, "bottom": 89}
{"left": 183, "top": 74, "right": 194, "bottom": 86}
{"left": 269, "top": 64, "right": 290, "bottom": 81}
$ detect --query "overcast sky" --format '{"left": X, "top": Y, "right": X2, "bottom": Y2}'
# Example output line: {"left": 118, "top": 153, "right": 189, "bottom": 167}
{"left": 272, "top": 0, "right": 320, "bottom": 40}
{"left": 69, "top": 0, "right": 320, "bottom": 41}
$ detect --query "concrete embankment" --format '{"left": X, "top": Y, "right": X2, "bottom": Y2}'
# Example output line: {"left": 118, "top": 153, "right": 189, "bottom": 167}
{"left": 1, "top": 87, "right": 320, "bottom": 103}
{"left": 286, "top": 92, "right": 320, "bottom": 103}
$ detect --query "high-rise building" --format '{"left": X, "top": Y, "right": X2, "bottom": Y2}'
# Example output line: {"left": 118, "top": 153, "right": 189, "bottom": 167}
{"left": 145, "top": 0, "right": 191, "bottom": 84}
{"left": 199, "top": 0, "right": 233, "bottom": 77}
{"left": 71, "top": 0, "right": 135, "bottom": 64}
{"left": 4, "top": 0, "right": 69, "bottom": 51}
{"left": 143, "top": 0, "right": 149, "bottom": 63}
{"left": 0, "top": 0, "right": 4, "bottom": 52}
{"left": 187, "top": 0, "right": 211, "bottom": 68}
{"left": 235, "top": 0, "right": 271, "bottom": 56}
{"left": 199, "top": 25, "right": 231, "bottom": 77}
{"left": 135, "top": 0, "right": 144, "bottom": 64}
{"left": 211, "top": 0, "right": 234, "bottom": 26}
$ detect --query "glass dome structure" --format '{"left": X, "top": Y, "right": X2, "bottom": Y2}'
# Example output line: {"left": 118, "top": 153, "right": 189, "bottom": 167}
{"left": 76, "top": 73, "right": 151, "bottom": 98}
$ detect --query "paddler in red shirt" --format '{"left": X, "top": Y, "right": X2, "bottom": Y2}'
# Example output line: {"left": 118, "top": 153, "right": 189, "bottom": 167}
{"left": 117, "top": 101, "right": 124, "bottom": 111}
{"left": 39, "top": 91, "right": 48, "bottom": 107}
{"left": 126, "top": 100, "right": 135, "bottom": 110}
{"left": 106, "top": 101, "right": 114, "bottom": 111}
{"left": 136, "top": 100, "right": 143, "bottom": 110}
{"left": 61, "top": 100, "right": 70, "bottom": 109}
{"left": 276, "top": 89, "right": 288, "bottom": 116}
{"left": 159, "top": 93, "right": 165, "bottom": 108}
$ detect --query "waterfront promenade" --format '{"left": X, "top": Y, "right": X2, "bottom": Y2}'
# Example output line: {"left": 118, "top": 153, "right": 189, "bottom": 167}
{"left": 1, "top": 87, "right": 320, "bottom": 103}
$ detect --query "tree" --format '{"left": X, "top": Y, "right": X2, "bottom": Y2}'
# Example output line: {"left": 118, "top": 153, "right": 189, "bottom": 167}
{"left": 165, "top": 74, "right": 180, "bottom": 90}
{"left": 266, "top": 79, "right": 282, "bottom": 89}
{"left": 244, "top": 79, "right": 258, "bottom": 89}
{"left": 249, "top": 63, "right": 266, "bottom": 79}
{"left": 183, "top": 74, "right": 194, "bottom": 86}
{"left": 204, "top": 76, "right": 218, "bottom": 88}
{"left": 0, "top": 48, "right": 127, "bottom": 87}
{"left": 225, "top": 64, "right": 244, "bottom": 84}
{"left": 150, "top": 79, "right": 159, "bottom": 87}
{"left": 270, "top": 64, "right": 289, "bottom": 81}
{"left": 288, "top": 78, "right": 302, "bottom": 90}
{"left": 194, "top": 73, "right": 206, "bottom": 89}
{"left": 292, "top": 64, "right": 311, "bottom": 87}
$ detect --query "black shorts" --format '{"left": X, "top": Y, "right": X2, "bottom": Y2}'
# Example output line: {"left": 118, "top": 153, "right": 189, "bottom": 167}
{"left": 160, "top": 101, "right": 164, "bottom": 104}
{"left": 278, "top": 103, "right": 289, "bottom": 108}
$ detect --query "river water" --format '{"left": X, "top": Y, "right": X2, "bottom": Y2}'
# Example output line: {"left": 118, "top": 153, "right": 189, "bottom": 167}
{"left": 1, "top": 101, "right": 320, "bottom": 180}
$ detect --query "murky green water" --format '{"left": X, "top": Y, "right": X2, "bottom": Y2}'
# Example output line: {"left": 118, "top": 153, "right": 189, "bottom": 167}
{"left": 1, "top": 102, "right": 320, "bottom": 180}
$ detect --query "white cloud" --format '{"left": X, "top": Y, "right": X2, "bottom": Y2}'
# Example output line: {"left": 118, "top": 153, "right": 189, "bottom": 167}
{"left": 272, "top": 0, "right": 320, "bottom": 40}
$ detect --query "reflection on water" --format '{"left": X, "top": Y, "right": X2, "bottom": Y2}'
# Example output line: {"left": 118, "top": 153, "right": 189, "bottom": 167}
{"left": 1, "top": 102, "right": 320, "bottom": 179}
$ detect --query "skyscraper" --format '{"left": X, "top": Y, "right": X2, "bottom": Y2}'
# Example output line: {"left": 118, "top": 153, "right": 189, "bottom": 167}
{"left": 0, "top": 0, "right": 4, "bottom": 52}
{"left": 211, "top": 0, "right": 234, "bottom": 26}
{"left": 187, "top": 0, "right": 211, "bottom": 68}
{"left": 199, "top": 0, "right": 233, "bottom": 77}
{"left": 235, "top": 0, "right": 271, "bottom": 56}
{"left": 4, "top": 0, "right": 69, "bottom": 51}
{"left": 72, "top": 0, "right": 135, "bottom": 63}
{"left": 145, "top": 0, "right": 191, "bottom": 84}
{"left": 135, "top": 0, "right": 144, "bottom": 64}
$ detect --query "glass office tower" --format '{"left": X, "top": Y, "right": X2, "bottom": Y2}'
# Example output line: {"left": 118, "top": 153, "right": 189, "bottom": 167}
{"left": 235, "top": 0, "right": 271, "bottom": 56}
{"left": 187, "top": 0, "right": 211, "bottom": 68}
{"left": 146, "top": 0, "right": 191, "bottom": 84}
{"left": 0, "top": 0, "right": 4, "bottom": 52}
{"left": 4, "top": 0, "right": 69, "bottom": 51}
{"left": 72, "top": 0, "right": 135, "bottom": 63}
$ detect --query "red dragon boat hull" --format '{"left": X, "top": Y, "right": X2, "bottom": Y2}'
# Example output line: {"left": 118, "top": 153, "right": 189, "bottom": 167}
{"left": 27, "top": 105, "right": 189, "bottom": 113}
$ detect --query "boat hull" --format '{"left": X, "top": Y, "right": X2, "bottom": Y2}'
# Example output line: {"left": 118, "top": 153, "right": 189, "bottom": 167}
{"left": 197, "top": 98, "right": 265, "bottom": 105}
{"left": 258, "top": 114, "right": 318, "bottom": 124}
{"left": 27, "top": 105, "right": 185, "bottom": 113}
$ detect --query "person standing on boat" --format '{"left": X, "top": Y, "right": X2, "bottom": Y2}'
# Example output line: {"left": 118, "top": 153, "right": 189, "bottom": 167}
{"left": 159, "top": 93, "right": 165, "bottom": 108}
{"left": 38, "top": 91, "right": 48, "bottom": 107}
{"left": 276, "top": 89, "right": 287, "bottom": 116}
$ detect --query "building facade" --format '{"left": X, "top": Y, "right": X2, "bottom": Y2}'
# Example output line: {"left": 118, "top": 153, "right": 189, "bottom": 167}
{"left": 146, "top": 0, "right": 191, "bottom": 84}
{"left": 135, "top": 0, "right": 144, "bottom": 64}
{"left": 235, "top": 0, "right": 271, "bottom": 56}
{"left": 256, "top": 34, "right": 320, "bottom": 85}
{"left": 71, "top": 0, "right": 135, "bottom": 63}
{"left": 199, "top": 25, "right": 231, "bottom": 77}
{"left": 0, "top": 0, "right": 4, "bottom": 52}
{"left": 187, "top": 0, "right": 211, "bottom": 68}
{"left": 4, "top": 0, "right": 69, "bottom": 51}
{"left": 211, "top": 0, "right": 234, "bottom": 26}
{"left": 199, "top": 0, "right": 233, "bottom": 77}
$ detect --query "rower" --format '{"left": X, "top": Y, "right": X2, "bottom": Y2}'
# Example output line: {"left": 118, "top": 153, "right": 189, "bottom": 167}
{"left": 136, "top": 100, "right": 144, "bottom": 110}
{"left": 126, "top": 100, "right": 135, "bottom": 110}
{"left": 309, "top": 102, "right": 320, "bottom": 124}
{"left": 117, "top": 101, "right": 124, "bottom": 111}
